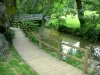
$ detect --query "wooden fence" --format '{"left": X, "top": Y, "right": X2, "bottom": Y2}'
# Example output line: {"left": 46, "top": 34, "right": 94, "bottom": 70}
{"left": 22, "top": 27, "right": 88, "bottom": 74}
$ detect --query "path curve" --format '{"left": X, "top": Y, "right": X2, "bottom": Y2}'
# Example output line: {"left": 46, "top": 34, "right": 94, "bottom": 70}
{"left": 12, "top": 28, "right": 83, "bottom": 75}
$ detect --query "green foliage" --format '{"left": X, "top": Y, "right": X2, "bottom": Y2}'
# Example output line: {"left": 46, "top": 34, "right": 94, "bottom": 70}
{"left": 20, "top": 21, "right": 39, "bottom": 45}
{"left": 58, "top": 18, "right": 67, "bottom": 28}
{"left": 16, "top": 0, "right": 76, "bottom": 16}
{"left": 77, "top": 14, "right": 100, "bottom": 41}
{"left": 18, "top": 20, "right": 40, "bottom": 33}
{"left": 45, "top": 13, "right": 100, "bottom": 41}
{"left": 31, "top": 35, "right": 39, "bottom": 45}
{"left": 47, "top": 18, "right": 67, "bottom": 29}
{"left": 4, "top": 29, "right": 15, "bottom": 42}
{"left": 17, "top": 0, "right": 44, "bottom": 14}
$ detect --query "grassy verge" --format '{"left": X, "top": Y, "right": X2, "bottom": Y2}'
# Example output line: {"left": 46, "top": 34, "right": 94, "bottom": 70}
{"left": 0, "top": 44, "right": 38, "bottom": 75}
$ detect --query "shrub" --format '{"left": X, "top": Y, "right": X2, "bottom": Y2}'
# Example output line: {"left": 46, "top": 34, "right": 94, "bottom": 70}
{"left": 4, "top": 29, "right": 15, "bottom": 42}
{"left": 76, "top": 14, "right": 100, "bottom": 41}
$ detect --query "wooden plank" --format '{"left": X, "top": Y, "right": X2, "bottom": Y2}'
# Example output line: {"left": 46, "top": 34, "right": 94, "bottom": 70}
{"left": 60, "top": 52, "right": 84, "bottom": 63}
{"left": 83, "top": 49, "right": 88, "bottom": 73}
{"left": 14, "top": 14, "right": 43, "bottom": 21}
{"left": 58, "top": 34, "right": 62, "bottom": 60}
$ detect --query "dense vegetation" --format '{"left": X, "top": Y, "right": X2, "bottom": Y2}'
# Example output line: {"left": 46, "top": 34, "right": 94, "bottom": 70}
{"left": 16, "top": 0, "right": 100, "bottom": 42}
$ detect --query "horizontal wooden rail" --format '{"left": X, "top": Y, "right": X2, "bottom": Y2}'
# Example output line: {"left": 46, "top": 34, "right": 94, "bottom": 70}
{"left": 39, "top": 39, "right": 58, "bottom": 52}
{"left": 60, "top": 52, "right": 84, "bottom": 63}
{"left": 31, "top": 32, "right": 39, "bottom": 37}
{"left": 24, "top": 30, "right": 58, "bottom": 52}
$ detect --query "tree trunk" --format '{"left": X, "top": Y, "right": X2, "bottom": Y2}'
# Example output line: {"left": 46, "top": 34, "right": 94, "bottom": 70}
{"left": 0, "top": 2, "right": 9, "bottom": 33}
{"left": 75, "top": 0, "right": 85, "bottom": 28}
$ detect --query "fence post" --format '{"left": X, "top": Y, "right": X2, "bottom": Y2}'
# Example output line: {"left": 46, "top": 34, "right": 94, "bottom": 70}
{"left": 58, "top": 33, "right": 62, "bottom": 60}
{"left": 38, "top": 28, "right": 43, "bottom": 49}
{"left": 83, "top": 49, "right": 88, "bottom": 74}
{"left": 38, "top": 14, "right": 45, "bottom": 49}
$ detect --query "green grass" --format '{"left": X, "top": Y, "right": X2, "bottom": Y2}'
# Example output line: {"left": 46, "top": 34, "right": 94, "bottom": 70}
{"left": 0, "top": 44, "right": 38, "bottom": 75}
{"left": 95, "top": 24, "right": 100, "bottom": 30}
{"left": 66, "top": 10, "right": 97, "bottom": 27}
{"left": 66, "top": 17, "right": 80, "bottom": 28}
{"left": 49, "top": 16, "right": 100, "bottom": 29}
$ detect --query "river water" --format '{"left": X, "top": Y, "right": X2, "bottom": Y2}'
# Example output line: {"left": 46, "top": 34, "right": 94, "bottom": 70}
{"left": 42, "top": 28, "right": 100, "bottom": 59}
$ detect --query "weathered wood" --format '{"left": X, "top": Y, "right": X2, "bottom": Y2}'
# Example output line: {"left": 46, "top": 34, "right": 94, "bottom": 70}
{"left": 38, "top": 31, "right": 43, "bottom": 49}
{"left": 14, "top": 14, "right": 43, "bottom": 21}
{"left": 39, "top": 40, "right": 58, "bottom": 52}
{"left": 58, "top": 33, "right": 62, "bottom": 60}
{"left": 83, "top": 49, "right": 88, "bottom": 73}
{"left": 60, "top": 52, "right": 84, "bottom": 63}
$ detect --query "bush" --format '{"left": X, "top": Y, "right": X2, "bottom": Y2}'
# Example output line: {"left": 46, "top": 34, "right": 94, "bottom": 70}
{"left": 76, "top": 14, "right": 100, "bottom": 41}
{"left": 4, "top": 29, "right": 15, "bottom": 42}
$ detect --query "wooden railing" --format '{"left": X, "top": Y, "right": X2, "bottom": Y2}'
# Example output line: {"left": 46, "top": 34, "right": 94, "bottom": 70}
{"left": 14, "top": 14, "right": 43, "bottom": 21}
{"left": 22, "top": 28, "right": 88, "bottom": 74}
